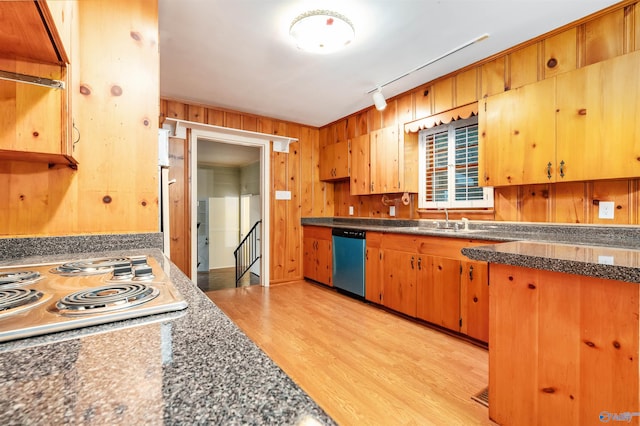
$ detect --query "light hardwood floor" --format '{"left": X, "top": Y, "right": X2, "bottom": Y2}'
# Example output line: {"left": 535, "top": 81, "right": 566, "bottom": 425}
{"left": 207, "top": 280, "right": 494, "bottom": 425}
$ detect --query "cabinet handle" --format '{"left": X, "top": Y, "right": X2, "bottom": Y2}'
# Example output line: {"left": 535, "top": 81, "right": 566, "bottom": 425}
{"left": 559, "top": 160, "right": 565, "bottom": 178}
{"left": 469, "top": 265, "right": 474, "bottom": 281}
{"left": 411, "top": 256, "right": 415, "bottom": 269}
{"left": 417, "top": 257, "right": 422, "bottom": 270}
{"left": 366, "top": 250, "right": 369, "bottom": 261}
{"left": 546, "top": 162, "right": 552, "bottom": 180}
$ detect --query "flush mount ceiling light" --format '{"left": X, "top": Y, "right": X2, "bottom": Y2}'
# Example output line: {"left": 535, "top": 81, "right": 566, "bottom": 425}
{"left": 289, "top": 10, "right": 355, "bottom": 54}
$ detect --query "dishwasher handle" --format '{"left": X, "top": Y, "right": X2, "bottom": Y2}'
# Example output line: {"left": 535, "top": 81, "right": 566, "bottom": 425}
{"left": 332, "top": 228, "right": 366, "bottom": 239}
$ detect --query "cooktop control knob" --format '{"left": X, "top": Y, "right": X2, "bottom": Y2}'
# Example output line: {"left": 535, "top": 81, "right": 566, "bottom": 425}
{"left": 133, "top": 265, "right": 154, "bottom": 280}
{"left": 112, "top": 264, "right": 134, "bottom": 280}
{"left": 129, "top": 255, "right": 148, "bottom": 267}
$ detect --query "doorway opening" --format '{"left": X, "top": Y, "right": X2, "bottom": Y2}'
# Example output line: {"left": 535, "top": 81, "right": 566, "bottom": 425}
{"left": 194, "top": 140, "right": 263, "bottom": 291}
{"left": 188, "top": 126, "right": 272, "bottom": 289}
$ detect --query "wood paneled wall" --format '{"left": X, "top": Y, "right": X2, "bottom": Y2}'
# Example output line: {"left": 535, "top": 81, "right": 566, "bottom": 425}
{"left": 160, "top": 99, "right": 328, "bottom": 281}
{"left": 329, "top": 0, "right": 640, "bottom": 225}
{"left": 0, "top": 0, "right": 159, "bottom": 236}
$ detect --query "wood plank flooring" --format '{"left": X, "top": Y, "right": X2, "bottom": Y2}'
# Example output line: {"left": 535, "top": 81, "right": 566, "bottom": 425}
{"left": 207, "top": 280, "right": 494, "bottom": 425}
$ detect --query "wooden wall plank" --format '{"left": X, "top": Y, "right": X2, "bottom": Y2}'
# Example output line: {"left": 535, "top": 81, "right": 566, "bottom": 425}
{"left": 481, "top": 57, "right": 506, "bottom": 98}
{"left": 455, "top": 68, "right": 478, "bottom": 106}
{"left": 584, "top": 8, "right": 625, "bottom": 65}
{"left": 544, "top": 28, "right": 577, "bottom": 78}
{"left": 433, "top": 78, "right": 453, "bottom": 113}
{"left": 413, "top": 84, "right": 432, "bottom": 120}
{"left": 509, "top": 43, "right": 539, "bottom": 89}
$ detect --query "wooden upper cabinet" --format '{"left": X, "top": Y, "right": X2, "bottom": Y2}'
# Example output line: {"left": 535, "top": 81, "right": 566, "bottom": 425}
{"left": 370, "top": 125, "right": 400, "bottom": 194}
{"left": 0, "top": 1, "right": 76, "bottom": 167}
{"left": 556, "top": 50, "right": 640, "bottom": 182}
{"left": 480, "top": 77, "right": 556, "bottom": 186}
{"left": 319, "top": 140, "right": 349, "bottom": 181}
{"left": 482, "top": 50, "right": 640, "bottom": 187}
{"left": 0, "top": 1, "right": 69, "bottom": 65}
{"left": 350, "top": 133, "right": 370, "bottom": 195}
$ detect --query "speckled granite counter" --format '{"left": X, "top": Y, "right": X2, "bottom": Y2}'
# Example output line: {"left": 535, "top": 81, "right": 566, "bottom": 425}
{"left": 303, "top": 217, "right": 640, "bottom": 282}
{"left": 0, "top": 236, "right": 334, "bottom": 425}
{"left": 461, "top": 240, "right": 640, "bottom": 283}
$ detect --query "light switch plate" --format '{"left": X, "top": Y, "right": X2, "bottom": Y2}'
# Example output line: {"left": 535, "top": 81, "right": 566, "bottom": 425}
{"left": 389, "top": 206, "right": 396, "bottom": 217}
{"left": 275, "top": 190, "right": 291, "bottom": 200}
{"left": 598, "top": 201, "right": 614, "bottom": 219}
{"left": 349, "top": 206, "right": 354, "bottom": 216}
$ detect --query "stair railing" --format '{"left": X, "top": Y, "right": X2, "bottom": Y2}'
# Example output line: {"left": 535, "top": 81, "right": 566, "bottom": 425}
{"left": 234, "top": 220, "right": 261, "bottom": 287}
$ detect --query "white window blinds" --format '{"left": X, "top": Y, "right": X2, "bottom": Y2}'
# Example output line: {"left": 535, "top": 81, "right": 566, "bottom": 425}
{"left": 419, "top": 116, "right": 493, "bottom": 209}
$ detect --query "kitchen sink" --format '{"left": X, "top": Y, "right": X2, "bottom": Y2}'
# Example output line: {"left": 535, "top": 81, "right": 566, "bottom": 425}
{"left": 402, "top": 226, "right": 484, "bottom": 234}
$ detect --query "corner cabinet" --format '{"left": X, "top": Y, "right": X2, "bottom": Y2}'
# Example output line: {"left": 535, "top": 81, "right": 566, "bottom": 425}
{"left": 480, "top": 50, "right": 640, "bottom": 186}
{"left": 302, "top": 226, "right": 332, "bottom": 286}
{"left": 0, "top": 0, "right": 77, "bottom": 168}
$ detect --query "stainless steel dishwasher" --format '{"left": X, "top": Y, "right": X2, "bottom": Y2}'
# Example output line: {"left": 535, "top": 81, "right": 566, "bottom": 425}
{"left": 332, "top": 228, "right": 366, "bottom": 297}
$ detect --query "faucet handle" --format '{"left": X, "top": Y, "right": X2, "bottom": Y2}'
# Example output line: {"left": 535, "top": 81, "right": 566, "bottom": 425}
{"left": 461, "top": 217, "right": 470, "bottom": 231}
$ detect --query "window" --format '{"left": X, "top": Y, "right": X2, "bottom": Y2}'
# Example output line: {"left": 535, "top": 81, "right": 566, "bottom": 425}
{"left": 418, "top": 116, "right": 493, "bottom": 209}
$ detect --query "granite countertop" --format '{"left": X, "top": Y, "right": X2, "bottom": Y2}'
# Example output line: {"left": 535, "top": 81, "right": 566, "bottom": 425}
{"left": 461, "top": 240, "right": 640, "bottom": 283}
{"left": 0, "top": 245, "right": 334, "bottom": 425}
{"left": 302, "top": 217, "right": 640, "bottom": 283}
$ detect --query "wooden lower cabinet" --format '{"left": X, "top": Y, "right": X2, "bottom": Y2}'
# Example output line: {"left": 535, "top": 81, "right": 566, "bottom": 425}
{"left": 416, "top": 256, "right": 461, "bottom": 331}
{"left": 368, "top": 232, "right": 491, "bottom": 342}
{"left": 489, "top": 263, "right": 639, "bottom": 425}
{"left": 302, "top": 226, "right": 332, "bottom": 286}
{"left": 365, "top": 232, "right": 383, "bottom": 304}
{"left": 382, "top": 249, "right": 417, "bottom": 317}
{"left": 460, "top": 260, "right": 489, "bottom": 342}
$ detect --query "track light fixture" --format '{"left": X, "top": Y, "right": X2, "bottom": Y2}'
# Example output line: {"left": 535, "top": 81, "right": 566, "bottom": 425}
{"left": 367, "top": 33, "right": 489, "bottom": 109}
{"left": 372, "top": 88, "right": 387, "bottom": 111}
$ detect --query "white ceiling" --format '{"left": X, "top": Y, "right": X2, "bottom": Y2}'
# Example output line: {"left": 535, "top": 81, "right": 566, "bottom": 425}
{"left": 159, "top": 0, "right": 620, "bottom": 130}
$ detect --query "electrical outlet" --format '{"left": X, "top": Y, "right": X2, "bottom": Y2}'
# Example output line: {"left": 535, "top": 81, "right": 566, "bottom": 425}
{"left": 389, "top": 206, "right": 396, "bottom": 217}
{"left": 349, "top": 206, "right": 354, "bottom": 216}
{"left": 598, "top": 201, "right": 615, "bottom": 219}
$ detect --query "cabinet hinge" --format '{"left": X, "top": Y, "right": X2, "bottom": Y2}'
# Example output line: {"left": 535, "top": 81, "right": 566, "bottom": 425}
{"left": 460, "top": 265, "right": 463, "bottom": 274}
{"left": 484, "top": 101, "right": 487, "bottom": 112}
{"left": 459, "top": 318, "right": 463, "bottom": 327}
{"left": 398, "top": 181, "right": 401, "bottom": 189}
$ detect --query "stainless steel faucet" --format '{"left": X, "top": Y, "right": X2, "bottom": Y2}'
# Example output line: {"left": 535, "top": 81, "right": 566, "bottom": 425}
{"left": 444, "top": 208, "right": 449, "bottom": 228}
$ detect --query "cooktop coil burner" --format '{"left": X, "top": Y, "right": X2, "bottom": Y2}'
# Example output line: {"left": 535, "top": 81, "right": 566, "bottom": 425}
{"left": 0, "top": 271, "right": 43, "bottom": 288}
{"left": 50, "top": 257, "right": 131, "bottom": 276}
{"left": 0, "top": 288, "right": 51, "bottom": 317}
{"left": 54, "top": 283, "right": 159, "bottom": 316}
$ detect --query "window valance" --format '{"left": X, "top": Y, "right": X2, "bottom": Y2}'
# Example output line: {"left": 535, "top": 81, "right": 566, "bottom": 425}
{"left": 404, "top": 102, "right": 478, "bottom": 133}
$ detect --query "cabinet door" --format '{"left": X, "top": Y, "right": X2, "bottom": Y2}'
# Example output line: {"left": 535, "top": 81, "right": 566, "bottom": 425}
{"left": 460, "top": 260, "right": 489, "bottom": 342}
{"left": 480, "top": 78, "right": 556, "bottom": 186}
{"left": 382, "top": 249, "right": 417, "bottom": 317}
{"left": 319, "top": 143, "right": 335, "bottom": 181}
{"left": 416, "top": 256, "right": 461, "bottom": 331}
{"left": 333, "top": 140, "right": 349, "bottom": 179}
{"left": 350, "top": 134, "right": 370, "bottom": 195}
{"left": 316, "top": 238, "right": 332, "bottom": 286}
{"left": 556, "top": 50, "right": 640, "bottom": 181}
{"left": 302, "top": 237, "right": 317, "bottom": 281}
{"left": 365, "top": 246, "right": 382, "bottom": 303}
{"left": 370, "top": 126, "right": 400, "bottom": 194}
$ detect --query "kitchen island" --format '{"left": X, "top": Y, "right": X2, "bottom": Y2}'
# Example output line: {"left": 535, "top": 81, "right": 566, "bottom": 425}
{"left": 463, "top": 241, "right": 640, "bottom": 426}
{"left": 0, "top": 236, "right": 333, "bottom": 425}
